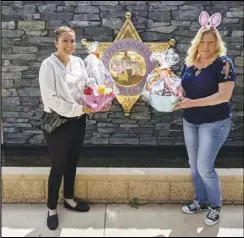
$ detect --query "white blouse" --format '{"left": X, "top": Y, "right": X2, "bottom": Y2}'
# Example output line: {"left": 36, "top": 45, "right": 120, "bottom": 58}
{"left": 39, "top": 53, "right": 88, "bottom": 117}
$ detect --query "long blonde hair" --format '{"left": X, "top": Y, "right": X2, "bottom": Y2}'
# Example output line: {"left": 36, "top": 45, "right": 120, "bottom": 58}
{"left": 185, "top": 26, "right": 227, "bottom": 67}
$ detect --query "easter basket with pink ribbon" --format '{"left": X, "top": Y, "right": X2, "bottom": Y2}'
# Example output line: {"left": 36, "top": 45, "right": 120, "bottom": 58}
{"left": 80, "top": 40, "right": 118, "bottom": 112}
{"left": 141, "top": 48, "right": 182, "bottom": 112}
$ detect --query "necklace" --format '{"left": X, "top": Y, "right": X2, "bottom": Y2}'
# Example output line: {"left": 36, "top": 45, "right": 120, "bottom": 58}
{"left": 194, "top": 58, "right": 212, "bottom": 76}
{"left": 195, "top": 69, "right": 202, "bottom": 76}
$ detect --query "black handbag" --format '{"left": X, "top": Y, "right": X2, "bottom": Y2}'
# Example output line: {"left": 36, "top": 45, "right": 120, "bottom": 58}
{"left": 39, "top": 72, "right": 69, "bottom": 133}
{"left": 40, "top": 110, "right": 68, "bottom": 133}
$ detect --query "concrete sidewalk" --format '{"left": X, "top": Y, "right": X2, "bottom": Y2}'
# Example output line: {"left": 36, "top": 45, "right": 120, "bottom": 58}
{"left": 2, "top": 204, "right": 243, "bottom": 237}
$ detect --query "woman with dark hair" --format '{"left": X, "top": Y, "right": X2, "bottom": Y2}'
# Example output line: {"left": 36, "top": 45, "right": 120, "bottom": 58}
{"left": 39, "top": 26, "right": 92, "bottom": 230}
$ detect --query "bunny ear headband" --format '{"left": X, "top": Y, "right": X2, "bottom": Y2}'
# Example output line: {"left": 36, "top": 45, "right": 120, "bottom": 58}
{"left": 199, "top": 11, "right": 222, "bottom": 29}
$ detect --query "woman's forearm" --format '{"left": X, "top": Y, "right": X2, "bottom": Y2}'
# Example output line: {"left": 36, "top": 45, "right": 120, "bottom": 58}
{"left": 192, "top": 92, "right": 230, "bottom": 107}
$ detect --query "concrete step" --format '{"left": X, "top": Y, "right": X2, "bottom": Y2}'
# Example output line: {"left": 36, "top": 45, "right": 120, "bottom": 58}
{"left": 2, "top": 167, "right": 243, "bottom": 204}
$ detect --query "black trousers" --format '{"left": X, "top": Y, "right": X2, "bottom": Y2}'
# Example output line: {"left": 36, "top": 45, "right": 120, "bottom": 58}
{"left": 43, "top": 114, "right": 86, "bottom": 210}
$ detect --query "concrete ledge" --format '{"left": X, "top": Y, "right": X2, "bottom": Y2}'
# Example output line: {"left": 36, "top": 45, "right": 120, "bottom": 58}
{"left": 2, "top": 167, "right": 243, "bottom": 204}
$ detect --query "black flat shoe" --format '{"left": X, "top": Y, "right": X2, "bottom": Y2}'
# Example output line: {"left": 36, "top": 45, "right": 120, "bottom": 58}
{"left": 47, "top": 211, "right": 59, "bottom": 230}
{"left": 64, "top": 199, "right": 90, "bottom": 212}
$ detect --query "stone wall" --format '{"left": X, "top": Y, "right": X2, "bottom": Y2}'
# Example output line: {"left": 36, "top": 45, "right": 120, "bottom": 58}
{"left": 2, "top": 1, "right": 244, "bottom": 146}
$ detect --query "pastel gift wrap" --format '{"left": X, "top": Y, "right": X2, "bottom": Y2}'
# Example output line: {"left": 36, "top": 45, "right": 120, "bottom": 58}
{"left": 141, "top": 48, "right": 182, "bottom": 112}
{"left": 79, "top": 40, "right": 119, "bottom": 112}
{"left": 149, "top": 95, "right": 180, "bottom": 112}
{"left": 81, "top": 92, "right": 115, "bottom": 112}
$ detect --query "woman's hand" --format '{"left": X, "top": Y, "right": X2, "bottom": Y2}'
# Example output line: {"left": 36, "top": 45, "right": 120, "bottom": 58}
{"left": 174, "top": 97, "right": 195, "bottom": 111}
{"left": 176, "top": 84, "right": 185, "bottom": 98}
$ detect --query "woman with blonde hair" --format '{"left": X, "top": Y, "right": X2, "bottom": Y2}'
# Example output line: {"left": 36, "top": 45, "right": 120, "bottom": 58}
{"left": 174, "top": 11, "right": 236, "bottom": 226}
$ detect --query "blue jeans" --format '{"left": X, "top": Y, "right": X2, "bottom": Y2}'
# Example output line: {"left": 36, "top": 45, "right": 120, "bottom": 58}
{"left": 183, "top": 117, "right": 231, "bottom": 207}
